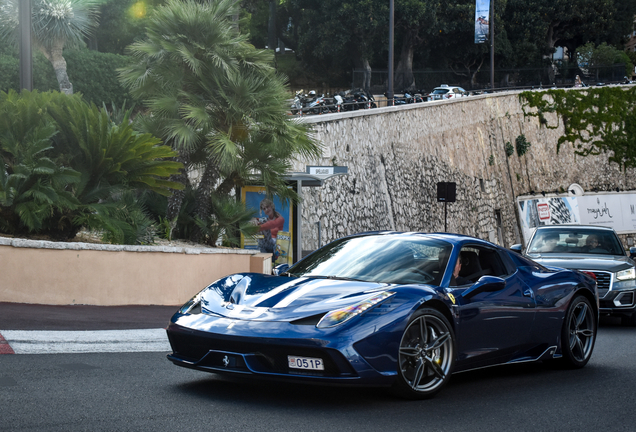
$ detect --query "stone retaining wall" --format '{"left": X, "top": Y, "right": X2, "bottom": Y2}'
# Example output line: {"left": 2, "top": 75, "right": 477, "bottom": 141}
{"left": 295, "top": 90, "right": 635, "bottom": 250}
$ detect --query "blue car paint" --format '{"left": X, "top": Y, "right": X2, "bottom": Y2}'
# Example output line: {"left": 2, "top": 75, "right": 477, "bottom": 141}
{"left": 166, "top": 233, "right": 598, "bottom": 388}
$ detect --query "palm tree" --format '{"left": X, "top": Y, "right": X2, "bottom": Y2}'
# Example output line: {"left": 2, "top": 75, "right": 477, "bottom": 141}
{"left": 0, "top": 0, "right": 101, "bottom": 94}
{"left": 120, "top": 0, "right": 321, "bottom": 243}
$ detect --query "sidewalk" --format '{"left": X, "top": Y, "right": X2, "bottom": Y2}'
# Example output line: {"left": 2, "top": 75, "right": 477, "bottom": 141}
{"left": 0, "top": 302, "right": 179, "bottom": 354}
{"left": 0, "top": 302, "right": 178, "bottom": 330}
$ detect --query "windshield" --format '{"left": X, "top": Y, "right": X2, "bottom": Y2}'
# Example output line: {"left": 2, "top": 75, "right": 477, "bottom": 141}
{"left": 527, "top": 229, "right": 625, "bottom": 256}
{"left": 432, "top": 89, "right": 450, "bottom": 94}
{"left": 288, "top": 235, "right": 452, "bottom": 286}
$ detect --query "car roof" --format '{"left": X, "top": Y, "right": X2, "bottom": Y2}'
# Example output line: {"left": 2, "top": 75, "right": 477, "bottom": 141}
{"left": 347, "top": 230, "right": 496, "bottom": 247}
{"left": 534, "top": 225, "right": 617, "bottom": 233}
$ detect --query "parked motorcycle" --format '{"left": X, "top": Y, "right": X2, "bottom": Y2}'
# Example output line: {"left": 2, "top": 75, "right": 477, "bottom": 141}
{"left": 291, "top": 90, "right": 322, "bottom": 115}
{"left": 306, "top": 93, "right": 331, "bottom": 114}
{"left": 341, "top": 88, "right": 377, "bottom": 110}
{"left": 290, "top": 89, "right": 306, "bottom": 115}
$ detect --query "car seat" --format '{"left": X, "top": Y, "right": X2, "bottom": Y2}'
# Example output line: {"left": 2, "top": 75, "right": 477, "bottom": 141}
{"left": 459, "top": 251, "right": 483, "bottom": 282}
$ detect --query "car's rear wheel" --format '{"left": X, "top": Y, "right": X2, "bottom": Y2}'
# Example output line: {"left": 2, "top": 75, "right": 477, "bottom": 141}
{"left": 561, "top": 295, "right": 596, "bottom": 368}
{"left": 391, "top": 308, "right": 455, "bottom": 400}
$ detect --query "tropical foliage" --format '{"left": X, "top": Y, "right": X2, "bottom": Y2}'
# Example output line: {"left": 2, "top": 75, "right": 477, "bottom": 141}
{"left": 520, "top": 87, "right": 636, "bottom": 169}
{"left": 0, "top": 0, "right": 102, "bottom": 94}
{"left": 0, "top": 90, "right": 183, "bottom": 243}
{"left": 120, "top": 0, "right": 321, "bottom": 245}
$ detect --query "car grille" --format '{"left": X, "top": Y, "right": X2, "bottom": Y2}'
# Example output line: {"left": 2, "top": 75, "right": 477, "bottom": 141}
{"left": 591, "top": 271, "right": 611, "bottom": 298}
{"left": 167, "top": 329, "right": 355, "bottom": 377}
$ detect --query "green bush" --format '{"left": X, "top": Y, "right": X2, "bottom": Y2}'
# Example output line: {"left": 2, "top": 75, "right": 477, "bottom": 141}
{"left": 0, "top": 48, "right": 132, "bottom": 106}
{"left": 64, "top": 49, "right": 133, "bottom": 107}
{"left": 0, "top": 47, "right": 59, "bottom": 93}
{"left": 0, "top": 90, "right": 183, "bottom": 243}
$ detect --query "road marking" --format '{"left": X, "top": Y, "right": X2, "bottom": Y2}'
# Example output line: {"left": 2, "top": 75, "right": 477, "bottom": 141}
{"left": 0, "top": 329, "right": 171, "bottom": 354}
{"left": 0, "top": 332, "right": 16, "bottom": 355}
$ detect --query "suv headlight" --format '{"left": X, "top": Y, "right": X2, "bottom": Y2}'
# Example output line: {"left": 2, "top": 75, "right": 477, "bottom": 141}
{"left": 616, "top": 268, "right": 636, "bottom": 281}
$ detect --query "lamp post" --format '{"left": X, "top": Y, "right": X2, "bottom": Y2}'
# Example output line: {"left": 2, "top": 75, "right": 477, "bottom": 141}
{"left": 19, "top": 0, "right": 33, "bottom": 91}
{"left": 388, "top": 0, "right": 394, "bottom": 105}
{"left": 489, "top": 0, "right": 494, "bottom": 90}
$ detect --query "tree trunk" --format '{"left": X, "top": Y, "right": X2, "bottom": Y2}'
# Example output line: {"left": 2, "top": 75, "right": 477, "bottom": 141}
{"left": 395, "top": 31, "right": 416, "bottom": 91}
{"left": 354, "top": 56, "right": 372, "bottom": 91}
{"left": 192, "top": 157, "right": 221, "bottom": 243}
{"left": 165, "top": 154, "right": 190, "bottom": 240}
{"left": 40, "top": 41, "right": 73, "bottom": 95}
{"left": 362, "top": 58, "right": 371, "bottom": 91}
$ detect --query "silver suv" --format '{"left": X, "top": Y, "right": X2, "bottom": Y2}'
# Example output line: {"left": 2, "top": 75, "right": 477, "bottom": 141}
{"left": 512, "top": 225, "right": 636, "bottom": 326}
{"left": 427, "top": 85, "right": 469, "bottom": 101}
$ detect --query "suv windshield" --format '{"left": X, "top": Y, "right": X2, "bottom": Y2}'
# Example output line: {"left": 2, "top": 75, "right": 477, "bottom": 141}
{"left": 288, "top": 235, "right": 452, "bottom": 286}
{"left": 527, "top": 228, "right": 625, "bottom": 255}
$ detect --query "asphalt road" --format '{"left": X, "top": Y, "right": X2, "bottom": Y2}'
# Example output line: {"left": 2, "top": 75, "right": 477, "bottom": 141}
{"left": 1, "top": 318, "right": 635, "bottom": 432}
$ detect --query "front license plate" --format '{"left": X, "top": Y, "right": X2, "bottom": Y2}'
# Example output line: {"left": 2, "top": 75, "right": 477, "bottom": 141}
{"left": 288, "top": 355, "right": 324, "bottom": 370}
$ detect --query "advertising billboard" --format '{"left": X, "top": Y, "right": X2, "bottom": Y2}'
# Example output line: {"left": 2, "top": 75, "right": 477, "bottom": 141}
{"left": 517, "top": 193, "right": 636, "bottom": 243}
{"left": 241, "top": 186, "right": 293, "bottom": 267}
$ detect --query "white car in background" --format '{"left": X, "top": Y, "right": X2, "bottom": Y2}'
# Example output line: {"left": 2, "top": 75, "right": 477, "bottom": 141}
{"left": 427, "top": 84, "right": 469, "bottom": 101}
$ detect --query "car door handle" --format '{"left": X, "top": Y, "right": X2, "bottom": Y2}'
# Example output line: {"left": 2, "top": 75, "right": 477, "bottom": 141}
{"left": 523, "top": 289, "right": 534, "bottom": 298}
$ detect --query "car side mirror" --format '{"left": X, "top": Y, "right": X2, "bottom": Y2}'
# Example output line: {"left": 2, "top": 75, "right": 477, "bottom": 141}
{"left": 630, "top": 247, "right": 636, "bottom": 259}
{"left": 510, "top": 244, "right": 523, "bottom": 254}
{"left": 461, "top": 276, "right": 506, "bottom": 300}
{"left": 272, "top": 263, "right": 290, "bottom": 276}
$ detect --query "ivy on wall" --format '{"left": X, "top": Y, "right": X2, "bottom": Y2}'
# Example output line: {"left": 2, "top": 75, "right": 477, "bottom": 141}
{"left": 515, "top": 134, "right": 531, "bottom": 157}
{"left": 505, "top": 141, "right": 514, "bottom": 157}
{"left": 519, "top": 87, "right": 636, "bottom": 170}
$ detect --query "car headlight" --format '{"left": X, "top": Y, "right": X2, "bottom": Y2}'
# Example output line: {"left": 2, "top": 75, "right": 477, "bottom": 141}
{"left": 179, "top": 292, "right": 203, "bottom": 314}
{"left": 316, "top": 291, "right": 395, "bottom": 329}
{"left": 616, "top": 268, "right": 636, "bottom": 281}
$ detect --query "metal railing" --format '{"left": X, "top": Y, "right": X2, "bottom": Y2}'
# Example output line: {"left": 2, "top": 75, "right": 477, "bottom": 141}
{"left": 351, "top": 64, "right": 627, "bottom": 95}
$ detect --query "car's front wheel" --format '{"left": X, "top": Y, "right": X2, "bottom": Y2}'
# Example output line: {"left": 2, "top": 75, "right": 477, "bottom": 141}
{"left": 391, "top": 308, "right": 455, "bottom": 399}
{"left": 561, "top": 295, "right": 596, "bottom": 368}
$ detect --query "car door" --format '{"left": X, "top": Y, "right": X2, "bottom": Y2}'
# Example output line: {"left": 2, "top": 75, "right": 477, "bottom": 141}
{"left": 447, "top": 245, "right": 536, "bottom": 370}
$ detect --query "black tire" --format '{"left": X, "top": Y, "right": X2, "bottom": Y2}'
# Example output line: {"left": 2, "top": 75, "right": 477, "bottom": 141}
{"left": 621, "top": 313, "right": 636, "bottom": 327}
{"left": 560, "top": 295, "right": 596, "bottom": 368}
{"left": 391, "top": 308, "right": 455, "bottom": 400}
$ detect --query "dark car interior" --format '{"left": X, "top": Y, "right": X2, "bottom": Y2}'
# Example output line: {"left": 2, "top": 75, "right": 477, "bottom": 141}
{"left": 528, "top": 230, "right": 625, "bottom": 255}
{"left": 459, "top": 247, "right": 510, "bottom": 283}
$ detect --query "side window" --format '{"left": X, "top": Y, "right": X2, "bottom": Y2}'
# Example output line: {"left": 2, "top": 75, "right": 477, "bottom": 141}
{"left": 458, "top": 245, "right": 511, "bottom": 283}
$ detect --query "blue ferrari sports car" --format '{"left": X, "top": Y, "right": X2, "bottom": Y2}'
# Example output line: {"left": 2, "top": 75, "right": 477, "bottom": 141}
{"left": 166, "top": 232, "right": 598, "bottom": 399}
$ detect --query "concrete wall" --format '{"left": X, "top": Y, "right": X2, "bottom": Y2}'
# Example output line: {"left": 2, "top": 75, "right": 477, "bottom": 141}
{"left": 0, "top": 238, "right": 271, "bottom": 306}
{"left": 294, "top": 90, "right": 636, "bottom": 250}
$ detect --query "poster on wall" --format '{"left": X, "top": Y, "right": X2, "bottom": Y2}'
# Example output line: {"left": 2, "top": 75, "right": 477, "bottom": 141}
{"left": 241, "top": 186, "right": 293, "bottom": 267}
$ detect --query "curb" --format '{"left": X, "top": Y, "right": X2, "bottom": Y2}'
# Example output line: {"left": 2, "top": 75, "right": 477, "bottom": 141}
{"left": 0, "top": 332, "right": 15, "bottom": 355}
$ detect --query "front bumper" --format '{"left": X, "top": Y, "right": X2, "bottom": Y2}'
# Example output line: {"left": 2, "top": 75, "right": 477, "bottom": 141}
{"left": 586, "top": 271, "right": 636, "bottom": 318}
{"left": 599, "top": 289, "right": 636, "bottom": 317}
{"left": 165, "top": 319, "right": 396, "bottom": 387}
